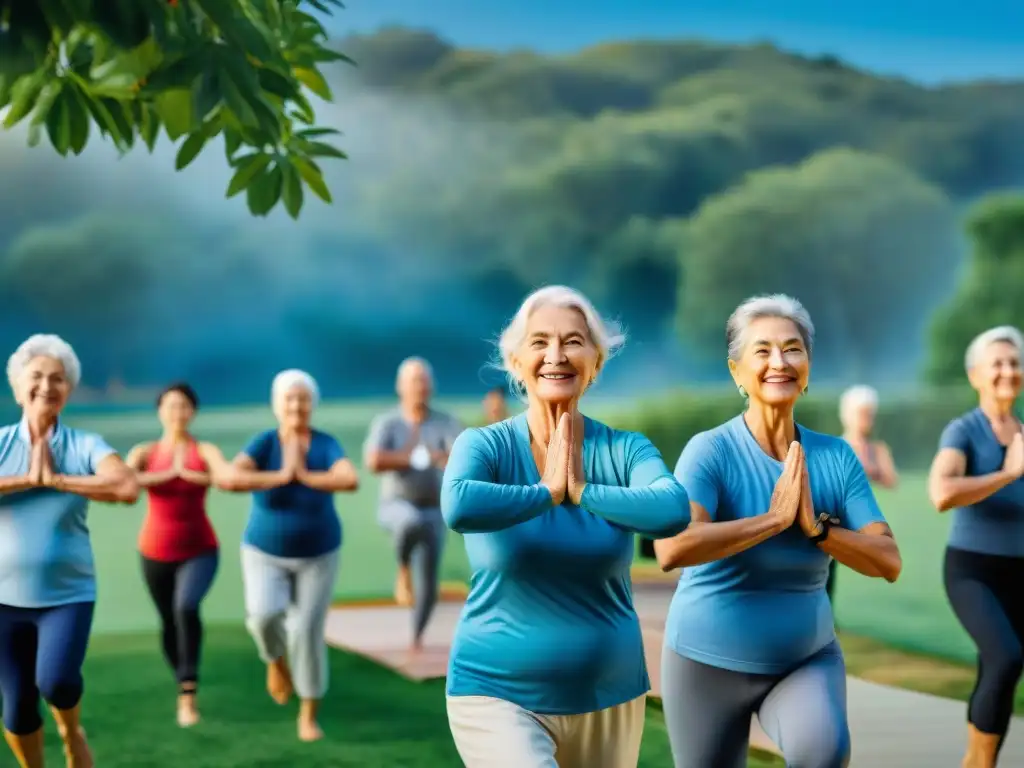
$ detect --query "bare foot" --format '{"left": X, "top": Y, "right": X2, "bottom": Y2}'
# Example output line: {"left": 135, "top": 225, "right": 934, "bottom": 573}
{"left": 298, "top": 717, "right": 324, "bottom": 742}
{"left": 62, "top": 727, "right": 93, "bottom": 768}
{"left": 267, "top": 658, "right": 294, "bottom": 705}
{"left": 394, "top": 566, "right": 413, "bottom": 607}
{"left": 177, "top": 694, "right": 200, "bottom": 727}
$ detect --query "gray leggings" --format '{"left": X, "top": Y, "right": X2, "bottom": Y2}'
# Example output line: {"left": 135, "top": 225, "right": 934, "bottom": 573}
{"left": 379, "top": 500, "right": 446, "bottom": 642}
{"left": 661, "top": 641, "right": 850, "bottom": 768}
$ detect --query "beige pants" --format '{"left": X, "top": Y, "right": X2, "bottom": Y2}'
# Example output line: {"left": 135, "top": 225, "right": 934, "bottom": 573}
{"left": 446, "top": 694, "right": 646, "bottom": 768}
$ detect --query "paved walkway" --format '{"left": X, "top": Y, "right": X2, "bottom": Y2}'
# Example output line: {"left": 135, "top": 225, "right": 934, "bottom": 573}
{"left": 325, "top": 582, "right": 1024, "bottom": 766}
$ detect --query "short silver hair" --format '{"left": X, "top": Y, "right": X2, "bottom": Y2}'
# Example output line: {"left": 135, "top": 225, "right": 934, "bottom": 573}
{"left": 497, "top": 285, "right": 626, "bottom": 395}
{"left": 726, "top": 294, "right": 815, "bottom": 361}
{"left": 964, "top": 326, "right": 1024, "bottom": 372}
{"left": 840, "top": 385, "right": 879, "bottom": 422}
{"left": 271, "top": 369, "right": 319, "bottom": 407}
{"left": 7, "top": 334, "right": 82, "bottom": 391}
{"left": 397, "top": 356, "right": 434, "bottom": 385}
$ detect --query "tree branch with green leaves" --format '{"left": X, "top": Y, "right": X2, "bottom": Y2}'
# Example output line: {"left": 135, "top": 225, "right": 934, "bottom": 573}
{"left": 0, "top": 0, "right": 350, "bottom": 218}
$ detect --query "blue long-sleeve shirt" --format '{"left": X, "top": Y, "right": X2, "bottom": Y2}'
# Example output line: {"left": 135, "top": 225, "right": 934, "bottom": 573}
{"left": 441, "top": 412, "right": 690, "bottom": 715}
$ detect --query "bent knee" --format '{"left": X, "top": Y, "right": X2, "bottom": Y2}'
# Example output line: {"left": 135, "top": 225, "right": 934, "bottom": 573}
{"left": 982, "top": 645, "right": 1024, "bottom": 685}
{"left": 37, "top": 675, "right": 83, "bottom": 710}
{"left": 246, "top": 611, "right": 284, "bottom": 635}
{"left": 785, "top": 726, "right": 851, "bottom": 768}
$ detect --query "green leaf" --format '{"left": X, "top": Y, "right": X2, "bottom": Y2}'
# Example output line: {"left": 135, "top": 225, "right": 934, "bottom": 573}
{"left": 27, "top": 122, "right": 42, "bottom": 147}
{"left": 88, "top": 69, "right": 138, "bottom": 99}
{"left": 225, "top": 153, "right": 273, "bottom": 198}
{"left": 138, "top": 103, "right": 161, "bottom": 151}
{"left": 45, "top": 89, "right": 71, "bottom": 156}
{"left": 297, "top": 127, "right": 340, "bottom": 139}
{"left": 223, "top": 128, "right": 242, "bottom": 159}
{"left": 154, "top": 88, "right": 194, "bottom": 139}
{"left": 218, "top": 70, "right": 258, "bottom": 127}
{"left": 192, "top": 70, "right": 221, "bottom": 123}
{"left": 280, "top": 160, "right": 304, "bottom": 219}
{"left": 29, "top": 81, "right": 63, "bottom": 127}
{"left": 293, "top": 67, "right": 332, "bottom": 101}
{"left": 300, "top": 140, "right": 346, "bottom": 160}
{"left": 257, "top": 67, "right": 299, "bottom": 101}
{"left": 143, "top": 57, "right": 202, "bottom": 93}
{"left": 292, "top": 156, "right": 332, "bottom": 203}
{"left": 175, "top": 132, "right": 208, "bottom": 170}
{"left": 246, "top": 164, "right": 284, "bottom": 216}
{"left": 4, "top": 73, "right": 46, "bottom": 128}
{"left": 66, "top": 86, "right": 91, "bottom": 155}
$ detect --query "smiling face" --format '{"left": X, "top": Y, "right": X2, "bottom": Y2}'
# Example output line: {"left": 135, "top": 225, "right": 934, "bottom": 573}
{"left": 511, "top": 304, "right": 601, "bottom": 406}
{"left": 969, "top": 340, "right": 1022, "bottom": 404}
{"left": 728, "top": 315, "right": 810, "bottom": 408}
{"left": 158, "top": 389, "right": 196, "bottom": 433}
{"left": 275, "top": 384, "right": 314, "bottom": 430}
{"left": 16, "top": 355, "right": 71, "bottom": 420}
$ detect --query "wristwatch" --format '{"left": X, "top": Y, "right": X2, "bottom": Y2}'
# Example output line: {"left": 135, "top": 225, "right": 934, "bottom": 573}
{"left": 809, "top": 512, "right": 840, "bottom": 544}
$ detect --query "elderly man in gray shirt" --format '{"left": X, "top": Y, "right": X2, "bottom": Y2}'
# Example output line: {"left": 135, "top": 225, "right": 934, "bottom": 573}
{"left": 363, "top": 357, "right": 463, "bottom": 652}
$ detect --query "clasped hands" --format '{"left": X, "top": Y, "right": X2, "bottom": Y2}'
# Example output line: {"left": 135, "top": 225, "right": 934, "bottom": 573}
{"left": 281, "top": 437, "right": 309, "bottom": 482}
{"left": 27, "top": 440, "right": 60, "bottom": 489}
{"left": 769, "top": 442, "right": 826, "bottom": 540}
{"left": 539, "top": 412, "right": 586, "bottom": 506}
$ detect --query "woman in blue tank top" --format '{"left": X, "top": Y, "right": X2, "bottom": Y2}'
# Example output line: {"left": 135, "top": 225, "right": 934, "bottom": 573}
{"left": 655, "top": 294, "right": 902, "bottom": 768}
{"left": 929, "top": 325, "right": 1024, "bottom": 768}
{"left": 214, "top": 369, "right": 359, "bottom": 743}
{"left": 441, "top": 285, "right": 691, "bottom": 768}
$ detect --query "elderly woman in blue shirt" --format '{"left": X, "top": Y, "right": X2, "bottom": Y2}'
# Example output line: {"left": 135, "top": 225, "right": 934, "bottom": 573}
{"left": 0, "top": 334, "right": 138, "bottom": 768}
{"left": 654, "top": 295, "right": 902, "bottom": 768}
{"left": 441, "top": 285, "right": 691, "bottom": 768}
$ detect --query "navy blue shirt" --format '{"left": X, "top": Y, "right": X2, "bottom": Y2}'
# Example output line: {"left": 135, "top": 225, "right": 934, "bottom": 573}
{"left": 940, "top": 408, "right": 1024, "bottom": 558}
{"left": 241, "top": 429, "right": 344, "bottom": 558}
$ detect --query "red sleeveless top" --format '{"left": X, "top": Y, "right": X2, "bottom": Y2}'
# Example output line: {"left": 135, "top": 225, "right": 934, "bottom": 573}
{"left": 138, "top": 441, "right": 219, "bottom": 562}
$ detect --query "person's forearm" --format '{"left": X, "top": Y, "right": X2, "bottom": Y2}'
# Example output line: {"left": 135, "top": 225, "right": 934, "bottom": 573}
{"left": 579, "top": 477, "right": 691, "bottom": 537}
{"left": 217, "top": 468, "right": 292, "bottom": 492}
{"left": 297, "top": 469, "right": 358, "bottom": 492}
{"left": 441, "top": 479, "right": 554, "bottom": 533}
{"left": 0, "top": 475, "right": 34, "bottom": 495}
{"left": 931, "top": 471, "right": 1015, "bottom": 512}
{"left": 818, "top": 527, "right": 902, "bottom": 582}
{"left": 366, "top": 451, "right": 412, "bottom": 472}
{"left": 178, "top": 469, "right": 212, "bottom": 487}
{"left": 54, "top": 473, "right": 140, "bottom": 504}
{"left": 655, "top": 513, "right": 783, "bottom": 571}
{"left": 135, "top": 469, "right": 179, "bottom": 488}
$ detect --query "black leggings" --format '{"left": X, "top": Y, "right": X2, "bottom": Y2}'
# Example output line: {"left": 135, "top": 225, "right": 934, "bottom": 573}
{"left": 944, "top": 546, "right": 1024, "bottom": 738}
{"left": 141, "top": 551, "right": 219, "bottom": 692}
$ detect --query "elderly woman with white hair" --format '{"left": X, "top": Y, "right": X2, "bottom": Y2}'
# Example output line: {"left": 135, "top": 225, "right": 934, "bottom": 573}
{"left": 654, "top": 295, "right": 902, "bottom": 768}
{"left": 829, "top": 385, "right": 899, "bottom": 605}
{"left": 215, "top": 369, "right": 358, "bottom": 742}
{"left": 928, "top": 325, "right": 1024, "bottom": 768}
{"left": 441, "top": 285, "right": 690, "bottom": 768}
{"left": 0, "top": 334, "right": 138, "bottom": 768}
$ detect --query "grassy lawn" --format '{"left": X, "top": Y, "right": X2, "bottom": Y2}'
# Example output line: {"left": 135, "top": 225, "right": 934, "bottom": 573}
{"left": 58, "top": 626, "right": 781, "bottom": 767}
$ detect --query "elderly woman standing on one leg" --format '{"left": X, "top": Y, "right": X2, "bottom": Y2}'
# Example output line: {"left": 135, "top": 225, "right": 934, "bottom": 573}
{"left": 214, "top": 369, "right": 358, "bottom": 743}
{"left": 655, "top": 295, "right": 902, "bottom": 768}
{"left": 0, "top": 334, "right": 138, "bottom": 768}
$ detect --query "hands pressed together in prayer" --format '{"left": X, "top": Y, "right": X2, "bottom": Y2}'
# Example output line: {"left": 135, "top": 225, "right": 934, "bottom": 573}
{"left": 28, "top": 438, "right": 59, "bottom": 489}
{"left": 768, "top": 442, "right": 829, "bottom": 540}
{"left": 1003, "top": 431, "right": 1024, "bottom": 480}
{"left": 540, "top": 409, "right": 587, "bottom": 507}
{"left": 281, "top": 436, "right": 309, "bottom": 483}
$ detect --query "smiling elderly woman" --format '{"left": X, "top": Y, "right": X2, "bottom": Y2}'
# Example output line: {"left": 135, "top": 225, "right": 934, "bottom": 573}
{"left": 440, "top": 285, "right": 691, "bottom": 768}
{"left": 213, "top": 369, "right": 358, "bottom": 744}
{"left": 928, "top": 326, "right": 1024, "bottom": 768}
{"left": 0, "top": 334, "right": 138, "bottom": 768}
{"left": 654, "top": 295, "right": 902, "bottom": 768}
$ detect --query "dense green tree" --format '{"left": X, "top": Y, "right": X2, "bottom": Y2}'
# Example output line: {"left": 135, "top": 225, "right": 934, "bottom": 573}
{"left": 676, "top": 148, "right": 960, "bottom": 380}
{"left": 925, "top": 194, "right": 1024, "bottom": 384}
{"left": 0, "top": 0, "right": 349, "bottom": 218}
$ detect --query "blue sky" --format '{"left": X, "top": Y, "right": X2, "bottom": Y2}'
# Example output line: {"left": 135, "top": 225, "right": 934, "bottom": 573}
{"left": 328, "top": 0, "right": 1024, "bottom": 83}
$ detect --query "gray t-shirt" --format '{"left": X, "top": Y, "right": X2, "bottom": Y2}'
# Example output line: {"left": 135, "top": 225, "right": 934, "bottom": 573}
{"left": 363, "top": 407, "right": 463, "bottom": 508}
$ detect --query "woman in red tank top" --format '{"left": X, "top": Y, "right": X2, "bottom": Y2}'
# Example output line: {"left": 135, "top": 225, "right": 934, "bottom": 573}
{"left": 126, "top": 382, "right": 230, "bottom": 729}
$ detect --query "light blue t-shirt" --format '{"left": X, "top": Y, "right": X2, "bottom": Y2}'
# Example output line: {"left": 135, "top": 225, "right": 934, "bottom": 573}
{"left": 666, "top": 415, "right": 886, "bottom": 675}
{"left": 940, "top": 408, "right": 1024, "bottom": 558}
{"left": 0, "top": 418, "right": 117, "bottom": 608}
{"left": 441, "top": 412, "right": 690, "bottom": 715}
{"left": 241, "top": 429, "right": 345, "bottom": 558}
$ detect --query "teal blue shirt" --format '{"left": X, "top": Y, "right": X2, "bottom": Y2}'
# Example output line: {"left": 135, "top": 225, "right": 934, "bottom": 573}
{"left": 0, "top": 418, "right": 117, "bottom": 608}
{"left": 241, "top": 429, "right": 345, "bottom": 558}
{"left": 441, "top": 413, "right": 690, "bottom": 715}
{"left": 940, "top": 408, "right": 1024, "bottom": 558}
{"left": 666, "top": 416, "right": 886, "bottom": 674}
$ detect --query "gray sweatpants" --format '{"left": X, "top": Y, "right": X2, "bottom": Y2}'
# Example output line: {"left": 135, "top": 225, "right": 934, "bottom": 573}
{"left": 661, "top": 641, "right": 850, "bottom": 768}
{"left": 241, "top": 545, "right": 339, "bottom": 700}
{"left": 379, "top": 499, "right": 446, "bottom": 642}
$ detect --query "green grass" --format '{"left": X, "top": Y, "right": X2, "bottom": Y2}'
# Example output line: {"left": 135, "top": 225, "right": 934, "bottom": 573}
{"left": 58, "top": 626, "right": 778, "bottom": 767}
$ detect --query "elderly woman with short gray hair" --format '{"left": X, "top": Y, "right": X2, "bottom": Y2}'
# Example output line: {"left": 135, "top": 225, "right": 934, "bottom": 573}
{"left": 929, "top": 325, "right": 1024, "bottom": 768}
{"left": 215, "top": 369, "right": 358, "bottom": 743}
{"left": 441, "top": 285, "right": 691, "bottom": 768}
{"left": 654, "top": 294, "right": 902, "bottom": 768}
{"left": 0, "top": 334, "right": 138, "bottom": 768}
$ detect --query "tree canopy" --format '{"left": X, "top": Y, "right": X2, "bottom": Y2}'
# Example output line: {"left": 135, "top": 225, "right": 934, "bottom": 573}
{"left": 0, "top": 0, "right": 349, "bottom": 218}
